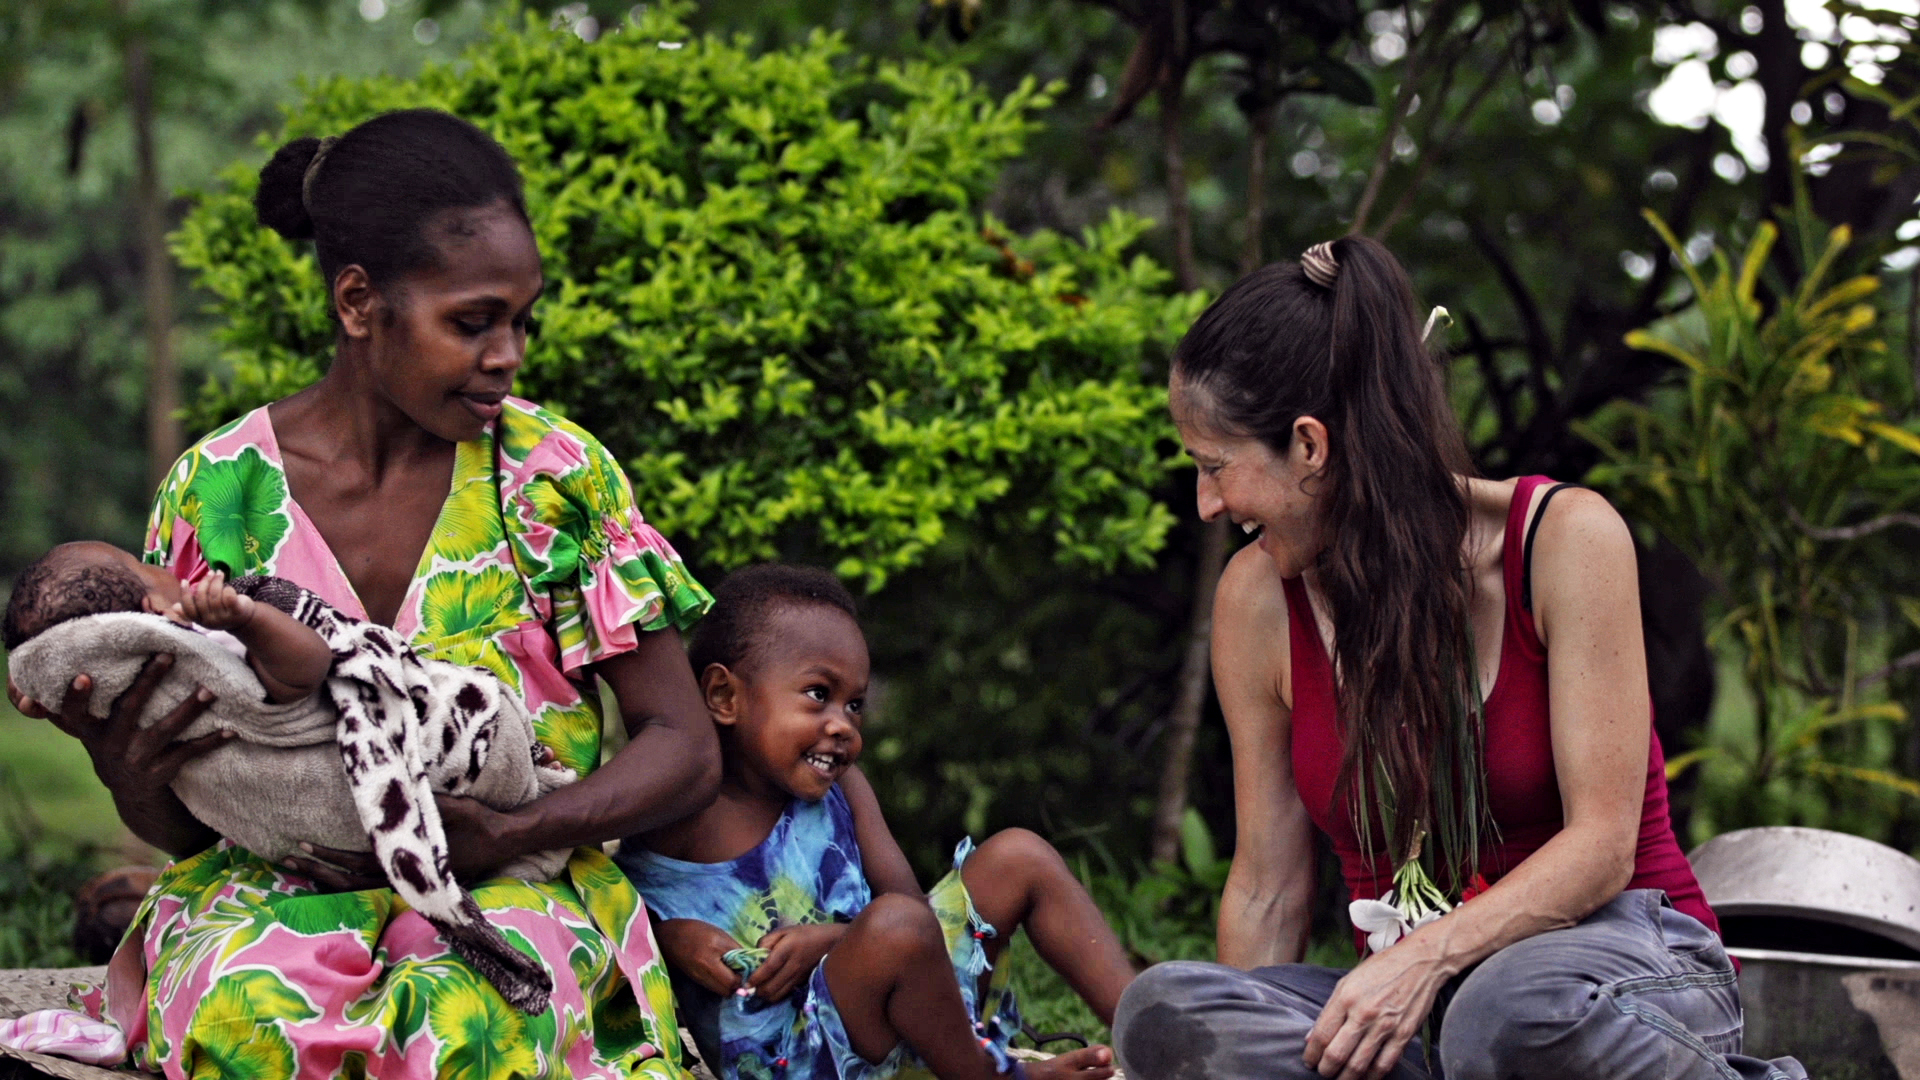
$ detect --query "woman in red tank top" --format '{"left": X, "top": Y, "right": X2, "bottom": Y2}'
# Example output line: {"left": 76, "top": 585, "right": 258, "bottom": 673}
{"left": 1109, "top": 238, "right": 1805, "bottom": 1080}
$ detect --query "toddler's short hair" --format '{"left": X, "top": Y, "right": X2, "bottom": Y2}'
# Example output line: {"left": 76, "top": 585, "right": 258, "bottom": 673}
{"left": 688, "top": 564, "right": 859, "bottom": 675}
{"left": 3, "top": 550, "right": 147, "bottom": 651}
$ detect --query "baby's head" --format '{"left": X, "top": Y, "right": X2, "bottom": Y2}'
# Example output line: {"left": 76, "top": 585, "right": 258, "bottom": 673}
{"left": 687, "top": 565, "right": 866, "bottom": 801}
{"left": 2, "top": 542, "right": 184, "bottom": 651}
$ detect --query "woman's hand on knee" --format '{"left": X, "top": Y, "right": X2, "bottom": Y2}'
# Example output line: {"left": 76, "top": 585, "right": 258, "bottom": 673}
{"left": 1303, "top": 947, "right": 1445, "bottom": 1080}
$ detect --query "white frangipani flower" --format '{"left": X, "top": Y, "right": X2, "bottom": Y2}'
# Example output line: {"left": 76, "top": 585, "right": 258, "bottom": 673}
{"left": 1350, "top": 838, "right": 1457, "bottom": 955}
{"left": 1348, "top": 895, "right": 1412, "bottom": 954}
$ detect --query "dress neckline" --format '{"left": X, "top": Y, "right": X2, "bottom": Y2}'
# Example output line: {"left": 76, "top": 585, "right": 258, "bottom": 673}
{"left": 254, "top": 404, "right": 468, "bottom": 629}
{"left": 631, "top": 794, "right": 828, "bottom": 872}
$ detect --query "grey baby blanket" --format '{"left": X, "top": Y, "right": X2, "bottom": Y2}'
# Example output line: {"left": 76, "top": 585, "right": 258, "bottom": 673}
{"left": 9, "top": 576, "right": 575, "bottom": 1014}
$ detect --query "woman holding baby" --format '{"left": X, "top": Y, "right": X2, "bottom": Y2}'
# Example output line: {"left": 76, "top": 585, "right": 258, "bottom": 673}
{"left": 1110, "top": 239, "right": 1806, "bottom": 1080}
{"left": 15, "top": 110, "right": 718, "bottom": 1078}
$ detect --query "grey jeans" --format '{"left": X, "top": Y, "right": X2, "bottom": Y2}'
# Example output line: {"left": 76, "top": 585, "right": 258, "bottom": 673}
{"left": 1112, "top": 890, "right": 1809, "bottom": 1080}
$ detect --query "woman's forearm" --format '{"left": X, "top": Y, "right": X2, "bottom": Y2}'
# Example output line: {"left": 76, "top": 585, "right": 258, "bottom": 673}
{"left": 115, "top": 786, "right": 220, "bottom": 858}
{"left": 1218, "top": 860, "right": 1312, "bottom": 969}
{"left": 496, "top": 721, "right": 720, "bottom": 854}
{"left": 1396, "top": 822, "right": 1634, "bottom": 979}
{"left": 484, "top": 628, "right": 720, "bottom": 856}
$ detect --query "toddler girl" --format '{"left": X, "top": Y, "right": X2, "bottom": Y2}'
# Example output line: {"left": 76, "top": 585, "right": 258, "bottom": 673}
{"left": 618, "top": 565, "right": 1133, "bottom": 1080}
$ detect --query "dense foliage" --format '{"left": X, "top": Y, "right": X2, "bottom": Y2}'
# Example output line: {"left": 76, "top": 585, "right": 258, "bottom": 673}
{"left": 14, "top": 0, "right": 1920, "bottom": 920}
{"left": 1584, "top": 208, "right": 1920, "bottom": 842}
{"left": 176, "top": 6, "right": 1204, "bottom": 588}
{"left": 167, "top": 5, "right": 1216, "bottom": 874}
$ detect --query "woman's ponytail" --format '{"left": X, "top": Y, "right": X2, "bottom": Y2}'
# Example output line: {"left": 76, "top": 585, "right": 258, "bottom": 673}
{"left": 1173, "top": 235, "right": 1491, "bottom": 891}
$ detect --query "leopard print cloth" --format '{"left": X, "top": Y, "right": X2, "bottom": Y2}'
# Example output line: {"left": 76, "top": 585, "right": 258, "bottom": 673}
{"left": 235, "top": 576, "right": 568, "bottom": 1013}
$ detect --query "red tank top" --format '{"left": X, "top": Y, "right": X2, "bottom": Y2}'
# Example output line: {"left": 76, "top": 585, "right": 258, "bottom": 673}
{"left": 1283, "top": 476, "right": 1718, "bottom": 946}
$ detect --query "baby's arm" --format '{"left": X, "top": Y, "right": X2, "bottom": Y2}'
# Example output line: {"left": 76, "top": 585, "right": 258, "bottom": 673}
{"left": 175, "top": 573, "right": 330, "bottom": 703}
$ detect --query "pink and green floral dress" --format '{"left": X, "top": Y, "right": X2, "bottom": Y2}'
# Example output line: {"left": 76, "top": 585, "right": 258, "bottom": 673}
{"left": 96, "top": 396, "right": 712, "bottom": 1080}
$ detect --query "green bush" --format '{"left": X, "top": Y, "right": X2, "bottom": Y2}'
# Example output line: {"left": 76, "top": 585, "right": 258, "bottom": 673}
{"left": 173, "top": 3, "right": 1203, "bottom": 590}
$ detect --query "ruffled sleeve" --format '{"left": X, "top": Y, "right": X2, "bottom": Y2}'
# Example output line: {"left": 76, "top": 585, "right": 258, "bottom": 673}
{"left": 496, "top": 400, "right": 712, "bottom": 675}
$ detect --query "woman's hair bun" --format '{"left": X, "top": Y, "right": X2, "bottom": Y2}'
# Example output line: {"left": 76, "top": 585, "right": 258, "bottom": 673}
{"left": 254, "top": 135, "right": 323, "bottom": 241}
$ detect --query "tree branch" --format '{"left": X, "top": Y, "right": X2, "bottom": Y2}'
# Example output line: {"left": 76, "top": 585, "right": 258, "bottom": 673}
{"left": 1242, "top": 99, "right": 1274, "bottom": 275}
{"left": 1856, "top": 648, "right": 1920, "bottom": 689}
{"left": 1462, "top": 309, "right": 1520, "bottom": 460}
{"left": 1373, "top": 30, "right": 1508, "bottom": 239}
{"left": 1784, "top": 502, "right": 1920, "bottom": 541}
{"left": 1467, "top": 215, "right": 1556, "bottom": 412}
{"left": 1351, "top": 4, "right": 1425, "bottom": 235}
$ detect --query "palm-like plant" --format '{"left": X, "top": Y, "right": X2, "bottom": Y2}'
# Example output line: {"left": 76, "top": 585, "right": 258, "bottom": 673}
{"left": 1579, "top": 211, "right": 1920, "bottom": 838}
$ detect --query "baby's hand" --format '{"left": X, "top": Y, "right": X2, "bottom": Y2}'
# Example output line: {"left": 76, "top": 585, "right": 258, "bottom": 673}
{"left": 174, "top": 572, "right": 255, "bottom": 631}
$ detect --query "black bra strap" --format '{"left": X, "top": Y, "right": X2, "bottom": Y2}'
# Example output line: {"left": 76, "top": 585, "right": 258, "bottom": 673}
{"left": 1521, "top": 482, "right": 1585, "bottom": 614}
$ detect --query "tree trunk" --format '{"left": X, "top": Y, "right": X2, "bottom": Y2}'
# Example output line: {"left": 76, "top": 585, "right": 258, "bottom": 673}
{"left": 123, "top": 0, "right": 179, "bottom": 488}
{"left": 1241, "top": 104, "right": 1273, "bottom": 277}
{"left": 1148, "top": 86, "right": 1263, "bottom": 866}
{"left": 1752, "top": 0, "right": 1803, "bottom": 269}
{"left": 1157, "top": 76, "right": 1198, "bottom": 295}
{"left": 1909, "top": 263, "right": 1919, "bottom": 395}
{"left": 1150, "top": 514, "right": 1231, "bottom": 863}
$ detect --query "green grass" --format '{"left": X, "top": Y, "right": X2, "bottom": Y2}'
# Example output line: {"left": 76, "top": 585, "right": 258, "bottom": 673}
{"left": 0, "top": 684, "right": 129, "bottom": 863}
{"left": 1006, "top": 930, "right": 1360, "bottom": 1048}
{"left": 0, "top": 853, "right": 90, "bottom": 968}
{"left": 0, "top": 661, "right": 140, "bottom": 967}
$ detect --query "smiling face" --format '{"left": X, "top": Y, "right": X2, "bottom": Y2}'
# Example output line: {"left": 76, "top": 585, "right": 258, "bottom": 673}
{"left": 704, "top": 602, "right": 870, "bottom": 803}
{"left": 1172, "top": 373, "right": 1331, "bottom": 579}
{"left": 337, "top": 201, "right": 543, "bottom": 443}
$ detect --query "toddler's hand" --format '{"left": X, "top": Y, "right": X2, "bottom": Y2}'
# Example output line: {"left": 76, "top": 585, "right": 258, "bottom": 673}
{"left": 750, "top": 923, "right": 846, "bottom": 1003}
{"left": 174, "top": 571, "right": 255, "bottom": 631}
{"left": 656, "top": 919, "right": 744, "bottom": 998}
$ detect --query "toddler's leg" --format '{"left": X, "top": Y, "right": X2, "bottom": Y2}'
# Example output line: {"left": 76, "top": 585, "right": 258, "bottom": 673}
{"left": 960, "top": 829, "right": 1135, "bottom": 1024}
{"left": 824, "top": 894, "right": 1116, "bottom": 1080}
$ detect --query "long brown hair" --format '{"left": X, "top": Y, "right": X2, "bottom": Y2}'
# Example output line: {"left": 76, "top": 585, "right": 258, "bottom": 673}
{"left": 1175, "top": 236, "right": 1490, "bottom": 886}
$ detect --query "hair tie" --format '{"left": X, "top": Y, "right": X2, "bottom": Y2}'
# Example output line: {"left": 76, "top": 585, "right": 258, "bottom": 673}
{"left": 1300, "top": 241, "right": 1339, "bottom": 290}
{"left": 301, "top": 135, "right": 340, "bottom": 214}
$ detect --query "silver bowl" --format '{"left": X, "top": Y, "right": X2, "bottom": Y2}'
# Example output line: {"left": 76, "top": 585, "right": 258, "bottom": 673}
{"left": 1689, "top": 826, "right": 1920, "bottom": 953}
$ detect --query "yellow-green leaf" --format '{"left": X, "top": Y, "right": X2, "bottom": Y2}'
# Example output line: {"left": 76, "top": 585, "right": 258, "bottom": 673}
{"left": 1869, "top": 422, "right": 1920, "bottom": 457}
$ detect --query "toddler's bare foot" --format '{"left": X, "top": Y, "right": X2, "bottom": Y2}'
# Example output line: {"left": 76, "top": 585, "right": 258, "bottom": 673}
{"left": 1024, "top": 1046, "right": 1117, "bottom": 1080}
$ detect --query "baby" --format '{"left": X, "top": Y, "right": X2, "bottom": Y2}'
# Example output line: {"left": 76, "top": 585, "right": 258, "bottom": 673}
{"left": 618, "top": 564, "right": 1134, "bottom": 1080}
{"left": 4, "top": 540, "right": 567, "bottom": 1013}
{"left": 2, "top": 541, "right": 330, "bottom": 701}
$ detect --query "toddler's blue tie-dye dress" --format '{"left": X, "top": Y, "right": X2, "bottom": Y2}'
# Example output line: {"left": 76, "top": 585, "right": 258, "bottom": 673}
{"left": 617, "top": 786, "right": 1022, "bottom": 1080}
